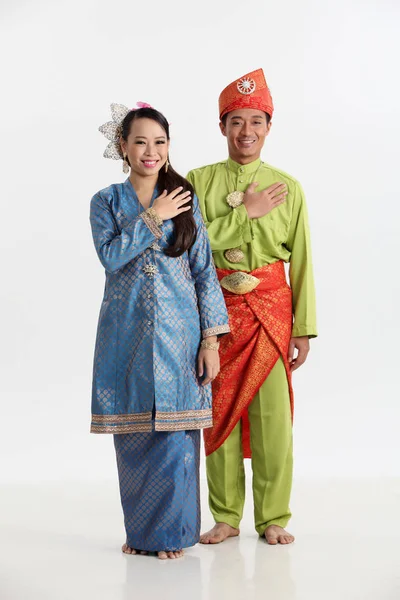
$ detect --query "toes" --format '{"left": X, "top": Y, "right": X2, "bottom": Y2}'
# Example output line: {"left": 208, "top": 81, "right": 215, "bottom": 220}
{"left": 122, "top": 544, "right": 136, "bottom": 555}
{"left": 201, "top": 535, "right": 215, "bottom": 544}
{"left": 278, "top": 534, "right": 294, "bottom": 544}
{"left": 266, "top": 535, "right": 278, "bottom": 545}
{"left": 158, "top": 551, "right": 168, "bottom": 560}
{"left": 286, "top": 536, "right": 294, "bottom": 544}
{"left": 200, "top": 536, "right": 210, "bottom": 544}
{"left": 268, "top": 539, "right": 278, "bottom": 545}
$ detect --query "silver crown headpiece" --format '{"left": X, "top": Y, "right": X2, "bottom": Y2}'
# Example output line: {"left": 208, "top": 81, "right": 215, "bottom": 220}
{"left": 98, "top": 102, "right": 153, "bottom": 160}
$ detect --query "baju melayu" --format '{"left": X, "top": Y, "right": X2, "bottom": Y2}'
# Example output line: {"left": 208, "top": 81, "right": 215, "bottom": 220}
{"left": 90, "top": 179, "right": 229, "bottom": 551}
{"left": 187, "top": 157, "right": 317, "bottom": 534}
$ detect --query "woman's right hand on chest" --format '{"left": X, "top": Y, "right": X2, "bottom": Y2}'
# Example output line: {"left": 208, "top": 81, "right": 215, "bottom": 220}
{"left": 153, "top": 187, "right": 192, "bottom": 221}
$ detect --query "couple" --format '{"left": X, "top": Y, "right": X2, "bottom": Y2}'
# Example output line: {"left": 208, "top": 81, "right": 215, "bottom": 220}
{"left": 90, "top": 69, "right": 317, "bottom": 560}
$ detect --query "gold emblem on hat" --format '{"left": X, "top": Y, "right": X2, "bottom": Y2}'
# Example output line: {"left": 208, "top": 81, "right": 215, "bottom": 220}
{"left": 237, "top": 77, "right": 256, "bottom": 95}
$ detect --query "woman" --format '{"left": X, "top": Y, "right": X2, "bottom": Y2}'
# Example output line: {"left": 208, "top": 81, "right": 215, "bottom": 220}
{"left": 90, "top": 103, "right": 230, "bottom": 560}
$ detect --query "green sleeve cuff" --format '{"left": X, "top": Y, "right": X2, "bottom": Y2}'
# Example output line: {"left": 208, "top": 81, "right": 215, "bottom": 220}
{"left": 292, "top": 324, "right": 318, "bottom": 338}
{"left": 235, "top": 204, "right": 252, "bottom": 244}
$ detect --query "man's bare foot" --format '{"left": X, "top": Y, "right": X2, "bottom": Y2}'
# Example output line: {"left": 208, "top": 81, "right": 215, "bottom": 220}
{"left": 264, "top": 525, "right": 295, "bottom": 545}
{"left": 158, "top": 550, "right": 184, "bottom": 560}
{"left": 121, "top": 544, "right": 148, "bottom": 555}
{"left": 200, "top": 522, "right": 240, "bottom": 544}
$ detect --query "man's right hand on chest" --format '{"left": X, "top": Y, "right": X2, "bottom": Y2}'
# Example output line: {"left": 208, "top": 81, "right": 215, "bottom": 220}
{"left": 243, "top": 182, "right": 288, "bottom": 219}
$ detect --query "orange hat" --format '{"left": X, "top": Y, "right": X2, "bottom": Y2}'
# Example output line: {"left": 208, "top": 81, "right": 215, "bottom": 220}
{"left": 218, "top": 68, "right": 274, "bottom": 120}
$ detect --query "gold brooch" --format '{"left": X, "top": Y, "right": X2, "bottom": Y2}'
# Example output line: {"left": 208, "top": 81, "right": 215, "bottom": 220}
{"left": 226, "top": 191, "right": 244, "bottom": 208}
{"left": 220, "top": 272, "right": 260, "bottom": 295}
{"left": 224, "top": 247, "right": 245, "bottom": 263}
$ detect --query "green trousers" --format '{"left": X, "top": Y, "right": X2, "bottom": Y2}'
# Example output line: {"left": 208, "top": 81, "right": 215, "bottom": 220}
{"left": 206, "top": 358, "right": 293, "bottom": 535}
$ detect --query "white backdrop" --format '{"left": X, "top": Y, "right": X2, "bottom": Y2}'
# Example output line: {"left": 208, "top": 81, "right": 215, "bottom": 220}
{"left": 1, "top": 0, "right": 399, "bottom": 483}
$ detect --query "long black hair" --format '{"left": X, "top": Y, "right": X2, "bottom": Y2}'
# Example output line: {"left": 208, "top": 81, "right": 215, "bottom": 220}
{"left": 121, "top": 107, "right": 196, "bottom": 258}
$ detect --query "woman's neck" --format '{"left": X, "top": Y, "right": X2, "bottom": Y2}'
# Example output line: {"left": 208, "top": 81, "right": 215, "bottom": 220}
{"left": 129, "top": 172, "right": 158, "bottom": 209}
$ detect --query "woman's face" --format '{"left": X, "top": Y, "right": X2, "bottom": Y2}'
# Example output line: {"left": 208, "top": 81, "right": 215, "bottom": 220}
{"left": 121, "top": 117, "right": 170, "bottom": 177}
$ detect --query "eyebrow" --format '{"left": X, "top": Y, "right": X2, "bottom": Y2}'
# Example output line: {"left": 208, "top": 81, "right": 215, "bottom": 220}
{"left": 230, "top": 115, "right": 265, "bottom": 120}
{"left": 134, "top": 135, "right": 166, "bottom": 139}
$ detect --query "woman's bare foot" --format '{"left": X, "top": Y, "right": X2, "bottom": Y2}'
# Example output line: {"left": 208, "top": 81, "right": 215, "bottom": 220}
{"left": 200, "top": 522, "right": 240, "bottom": 544}
{"left": 121, "top": 544, "right": 148, "bottom": 555}
{"left": 157, "top": 549, "right": 184, "bottom": 560}
{"left": 264, "top": 525, "right": 295, "bottom": 545}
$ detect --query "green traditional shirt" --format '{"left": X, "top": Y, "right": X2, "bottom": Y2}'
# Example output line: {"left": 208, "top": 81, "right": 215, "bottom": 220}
{"left": 187, "top": 157, "right": 317, "bottom": 338}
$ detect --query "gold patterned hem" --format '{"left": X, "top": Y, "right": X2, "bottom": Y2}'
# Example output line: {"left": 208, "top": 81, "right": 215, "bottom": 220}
{"left": 91, "top": 423, "right": 153, "bottom": 434}
{"left": 92, "top": 412, "right": 152, "bottom": 423}
{"left": 155, "top": 419, "right": 213, "bottom": 431}
{"left": 140, "top": 210, "right": 163, "bottom": 239}
{"left": 90, "top": 410, "right": 213, "bottom": 434}
{"left": 91, "top": 412, "right": 152, "bottom": 434}
{"left": 202, "top": 324, "right": 230, "bottom": 339}
{"left": 156, "top": 409, "right": 212, "bottom": 420}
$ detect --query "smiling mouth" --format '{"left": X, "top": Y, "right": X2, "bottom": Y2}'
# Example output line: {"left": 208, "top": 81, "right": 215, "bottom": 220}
{"left": 142, "top": 160, "right": 158, "bottom": 168}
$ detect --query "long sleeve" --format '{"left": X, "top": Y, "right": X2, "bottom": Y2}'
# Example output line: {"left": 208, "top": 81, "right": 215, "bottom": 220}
{"left": 286, "top": 183, "right": 318, "bottom": 338}
{"left": 188, "top": 197, "right": 230, "bottom": 338}
{"left": 90, "top": 192, "right": 162, "bottom": 273}
{"left": 186, "top": 170, "right": 252, "bottom": 252}
{"left": 201, "top": 205, "right": 252, "bottom": 252}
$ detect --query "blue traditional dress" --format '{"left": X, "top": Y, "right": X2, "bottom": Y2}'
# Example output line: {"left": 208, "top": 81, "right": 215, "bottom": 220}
{"left": 90, "top": 179, "right": 229, "bottom": 551}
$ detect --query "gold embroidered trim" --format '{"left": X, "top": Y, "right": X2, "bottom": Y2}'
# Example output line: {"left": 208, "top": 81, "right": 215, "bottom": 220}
{"left": 91, "top": 412, "right": 152, "bottom": 423}
{"left": 202, "top": 324, "right": 230, "bottom": 339}
{"left": 146, "top": 207, "right": 163, "bottom": 226}
{"left": 140, "top": 209, "right": 163, "bottom": 239}
{"left": 156, "top": 409, "right": 212, "bottom": 420}
{"left": 155, "top": 419, "right": 213, "bottom": 431}
{"left": 91, "top": 410, "right": 213, "bottom": 433}
{"left": 91, "top": 423, "right": 153, "bottom": 434}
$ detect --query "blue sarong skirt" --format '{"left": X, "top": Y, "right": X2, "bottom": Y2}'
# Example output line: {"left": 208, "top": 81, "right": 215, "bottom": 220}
{"left": 114, "top": 429, "right": 200, "bottom": 552}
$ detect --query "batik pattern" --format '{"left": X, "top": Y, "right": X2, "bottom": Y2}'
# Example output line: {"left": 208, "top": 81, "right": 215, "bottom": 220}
{"left": 90, "top": 180, "right": 229, "bottom": 433}
{"left": 114, "top": 429, "right": 200, "bottom": 552}
{"left": 204, "top": 261, "right": 294, "bottom": 458}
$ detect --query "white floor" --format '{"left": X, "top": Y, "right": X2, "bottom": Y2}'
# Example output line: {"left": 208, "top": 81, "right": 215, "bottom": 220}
{"left": 0, "top": 479, "right": 399, "bottom": 600}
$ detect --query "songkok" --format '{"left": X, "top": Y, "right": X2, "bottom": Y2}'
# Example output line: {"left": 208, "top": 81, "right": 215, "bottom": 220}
{"left": 218, "top": 68, "right": 274, "bottom": 120}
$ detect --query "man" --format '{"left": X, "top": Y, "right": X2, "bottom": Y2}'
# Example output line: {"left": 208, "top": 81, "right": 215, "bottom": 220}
{"left": 187, "top": 68, "right": 317, "bottom": 545}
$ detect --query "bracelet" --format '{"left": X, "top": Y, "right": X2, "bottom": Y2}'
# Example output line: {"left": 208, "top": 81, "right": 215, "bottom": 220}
{"left": 200, "top": 339, "right": 220, "bottom": 351}
{"left": 140, "top": 208, "right": 163, "bottom": 239}
{"left": 145, "top": 207, "right": 163, "bottom": 227}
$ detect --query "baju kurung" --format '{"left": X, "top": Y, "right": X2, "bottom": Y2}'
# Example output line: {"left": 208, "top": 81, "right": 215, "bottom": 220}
{"left": 90, "top": 179, "right": 229, "bottom": 550}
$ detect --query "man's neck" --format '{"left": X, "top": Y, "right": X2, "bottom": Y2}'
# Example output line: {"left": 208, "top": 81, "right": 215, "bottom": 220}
{"left": 228, "top": 154, "right": 261, "bottom": 165}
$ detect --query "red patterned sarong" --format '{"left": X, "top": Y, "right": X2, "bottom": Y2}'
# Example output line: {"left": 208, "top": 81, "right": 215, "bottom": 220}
{"left": 204, "top": 261, "right": 294, "bottom": 458}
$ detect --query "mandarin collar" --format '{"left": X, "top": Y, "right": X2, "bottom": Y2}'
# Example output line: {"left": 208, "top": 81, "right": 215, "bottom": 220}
{"left": 226, "top": 157, "right": 262, "bottom": 175}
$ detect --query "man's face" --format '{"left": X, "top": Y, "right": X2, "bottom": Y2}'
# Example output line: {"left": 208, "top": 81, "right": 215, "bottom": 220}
{"left": 220, "top": 109, "right": 272, "bottom": 164}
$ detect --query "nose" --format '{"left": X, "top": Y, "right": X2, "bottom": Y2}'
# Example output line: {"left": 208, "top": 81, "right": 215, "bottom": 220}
{"left": 241, "top": 122, "right": 252, "bottom": 136}
{"left": 144, "top": 144, "right": 157, "bottom": 156}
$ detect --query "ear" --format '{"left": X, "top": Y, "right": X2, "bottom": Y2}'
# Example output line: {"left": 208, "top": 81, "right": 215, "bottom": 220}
{"left": 219, "top": 121, "right": 227, "bottom": 137}
{"left": 120, "top": 137, "right": 128, "bottom": 156}
{"left": 265, "top": 120, "right": 272, "bottom": 137}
